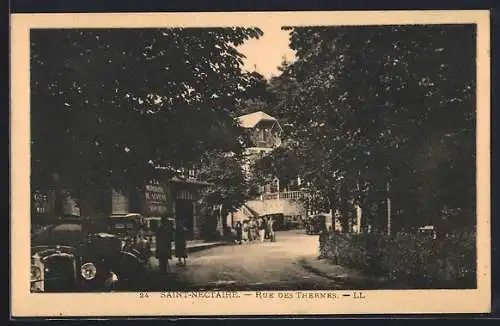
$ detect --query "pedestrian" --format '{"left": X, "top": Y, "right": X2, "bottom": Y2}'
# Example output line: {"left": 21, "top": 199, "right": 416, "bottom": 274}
{"left": 235, "top": 221, "right": 243, "bottom": 244}
{"left": 248, "top": 218, "right": 255, "bottom": 241}
{"left": 251, "top": 218, "right": 258, "bottom": 241}
{"left": 258, "top": 218, "right": 265, "bottom": 242}
{"left": 264, "top": 217, "right": 271, "bottom": 240}
{"left": 263, "top": 217, "right": 270, "bottom": 240}
{"left": 155, "top": 217, "right": 173, "bottom": 274}
{"left": 242, "top": 220, "right": 249, "bottom": 243}
{"left": 175, "top": 221, "right": 188, "bottom": 266}
{"left": 269, "top": 217, "right": 276, "bottom": 242}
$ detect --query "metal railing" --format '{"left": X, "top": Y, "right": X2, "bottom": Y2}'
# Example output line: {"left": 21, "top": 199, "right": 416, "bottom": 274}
{"left": 261, "top": 191, "right": 306, "bottom": 201}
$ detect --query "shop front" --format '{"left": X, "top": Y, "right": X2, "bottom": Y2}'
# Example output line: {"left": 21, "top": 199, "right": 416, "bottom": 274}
{"left": 171, "top": 177, "right": 212, "bottom": 241}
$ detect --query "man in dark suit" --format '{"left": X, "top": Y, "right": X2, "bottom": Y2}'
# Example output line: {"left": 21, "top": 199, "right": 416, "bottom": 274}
{"left": 155, "top": 217, "right": 173, "bottom": 273}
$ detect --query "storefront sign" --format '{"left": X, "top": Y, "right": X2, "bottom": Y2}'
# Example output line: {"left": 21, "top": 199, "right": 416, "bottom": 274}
{"left": 144, "top": 184, "right": 169, "bottom": 216}
{"left": 145, "top": 184, "right": 167, "bottom": 202}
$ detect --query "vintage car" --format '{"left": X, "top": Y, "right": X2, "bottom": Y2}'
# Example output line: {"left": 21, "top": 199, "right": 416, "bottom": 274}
{"left": 31, "top": 216, "right": 150, "bottom": 292}
{"left": 107, "top": 213, "right": 152, "bottom": 268}
{"left": 284, "top": 215, "right": 305, "bottom": 230}
{"left": 108, "top": 213, "right": 145, "bottom": 235}
{"left": 305, "top": 214, "right": 327, "bottom": 235}
{"left": 143, "top": 216, "right": 162, "bottom": 233}
{"left": 31, "top": 220, "right": 121, "bottom": 292}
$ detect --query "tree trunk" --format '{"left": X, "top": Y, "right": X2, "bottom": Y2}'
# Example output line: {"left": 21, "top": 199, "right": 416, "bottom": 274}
{"left": 339, "top": 180, "right": 351, "bottom": 233}
{"left": 359, "top": 202, "right": 370, "bottom": 233}
{"left": 327, "top": 193, "right": 336, "bottom": 231}
{"left": 221, "top": 205, "right": 228, "bottom": 229}
{"left": 221, "top": 205, "right": 231, "bottom": 237}
{"left": 340, "top": 215, "right": 349, "bottom": 233}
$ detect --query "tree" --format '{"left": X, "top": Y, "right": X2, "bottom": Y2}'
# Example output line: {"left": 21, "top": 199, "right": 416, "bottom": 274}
{"left": 266, "top": 57, "right": 300, "bottom": 127}
{"left": 234, "top": 70, "right": 272, "bottom": 117}
{"left": 31, "top": 27, "right": 263, "bottom": 214}
{"left": 271, "top": 25, "right": 475, "bottom": 232}
{"left": 252, "top": 147, "right": 300, "bottom": 189}
{"left": 197, "top": 151, "right": 255, "bottom": 235}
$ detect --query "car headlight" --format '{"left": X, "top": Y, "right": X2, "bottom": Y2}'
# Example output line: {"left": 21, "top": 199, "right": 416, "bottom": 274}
{"left": 80, "top": 262, "right": 97, "bottom": 280}
{"left": 31, "top": 265, "right": 41, "bottom": 281}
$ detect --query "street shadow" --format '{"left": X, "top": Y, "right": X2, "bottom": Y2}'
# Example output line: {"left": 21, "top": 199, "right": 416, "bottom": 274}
{"left": 296, "top": 257, "right": 404, "bottom": 290}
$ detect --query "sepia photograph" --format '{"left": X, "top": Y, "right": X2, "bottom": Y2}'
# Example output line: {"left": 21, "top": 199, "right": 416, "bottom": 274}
{"left": 11, "top": 11, "right": 491, "bottom": 316}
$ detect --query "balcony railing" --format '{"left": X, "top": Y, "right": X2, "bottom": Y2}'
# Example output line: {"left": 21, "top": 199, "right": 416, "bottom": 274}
{"left": 261, "top": 191, "right": 306, "bottom": 201}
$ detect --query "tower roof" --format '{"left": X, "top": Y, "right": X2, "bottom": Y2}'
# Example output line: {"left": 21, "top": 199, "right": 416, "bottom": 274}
{"left": 238, "top": 111, "right": 277, "bottom": 129}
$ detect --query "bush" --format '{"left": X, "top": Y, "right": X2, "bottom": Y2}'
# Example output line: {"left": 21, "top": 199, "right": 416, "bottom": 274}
{"left": 319, "top": 230, "right": 476, "bottom": 288}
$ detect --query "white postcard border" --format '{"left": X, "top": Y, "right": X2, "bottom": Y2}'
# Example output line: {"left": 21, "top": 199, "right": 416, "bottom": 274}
{"left": 11, "top": 10, "right": 491, "bottom": 316}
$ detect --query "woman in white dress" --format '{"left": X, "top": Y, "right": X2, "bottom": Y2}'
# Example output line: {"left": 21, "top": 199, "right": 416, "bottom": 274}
{"left": 241, "top": 220, "right": 249, "bottom": 243}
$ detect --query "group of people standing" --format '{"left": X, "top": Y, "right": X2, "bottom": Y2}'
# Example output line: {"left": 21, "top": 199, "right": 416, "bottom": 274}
{"left": 234, "top": 216, "right": 276, "bottom": 244}
{"left": 154, "top": 217, "right": 188, "bottom": 274}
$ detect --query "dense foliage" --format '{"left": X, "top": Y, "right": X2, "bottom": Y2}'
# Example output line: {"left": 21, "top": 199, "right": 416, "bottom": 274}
{"left": 265, "top": 25, "right": 476, "bottom": 233}
{"left": 31, "top": 27, "right": 263, "bottom": 213}
{"left": 197, "top": 151, "right": 258, "bottom": 218}
{"left": 319, "top": 231, "right": 476, "bottom": 288}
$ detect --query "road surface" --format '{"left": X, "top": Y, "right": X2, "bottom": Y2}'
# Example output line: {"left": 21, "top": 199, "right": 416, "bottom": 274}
{"left": 135, "top": 230, "right": 369, "bottom": 291}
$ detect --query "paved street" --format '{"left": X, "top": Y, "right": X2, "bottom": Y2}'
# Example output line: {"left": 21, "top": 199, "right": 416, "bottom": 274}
{"left": 133, "top": 230, "right": 384, "bottom": 292}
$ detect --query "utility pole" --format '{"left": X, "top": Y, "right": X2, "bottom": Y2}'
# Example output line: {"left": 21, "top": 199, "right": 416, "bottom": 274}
{"left": 386, "top": 181, "right": 391, "bottom": 236}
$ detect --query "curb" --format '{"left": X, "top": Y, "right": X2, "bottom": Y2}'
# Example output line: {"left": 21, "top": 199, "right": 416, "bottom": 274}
{"left": 187, "top": 242, "right": 230, "bottom": 254}
{"left": 151, "top": 241, "right": 232, "bottom": 255}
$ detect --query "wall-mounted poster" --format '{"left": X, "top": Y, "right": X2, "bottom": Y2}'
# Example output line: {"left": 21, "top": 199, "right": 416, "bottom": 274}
{"left": 143, "top": 183, "right": 170, "bottom": 216}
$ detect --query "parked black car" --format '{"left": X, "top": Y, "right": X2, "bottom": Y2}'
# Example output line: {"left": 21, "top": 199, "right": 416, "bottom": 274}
{"left": 107, "top": 213, "right": 152, "bottom": 282}
{"left": 108, "top": 214, "right": 151, "bottom": 255}
{"left": 305, "top": 214, "right": 327, "bottom": 235}
{"left": 31, "top": 217, "right": 149, "bottom": 292}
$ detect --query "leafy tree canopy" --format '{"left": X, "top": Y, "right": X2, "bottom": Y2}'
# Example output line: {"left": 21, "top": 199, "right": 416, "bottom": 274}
{"left": 31, "top": 27, "right": 263, "bottom": 197}
{"left": 197, "top": 151, "right": 255, "bottom": 214}
{"left": 271, "top": 25, "right": 475, "bottom": 231}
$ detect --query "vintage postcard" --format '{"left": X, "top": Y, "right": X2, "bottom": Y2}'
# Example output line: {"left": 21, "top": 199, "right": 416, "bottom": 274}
{"left": 11, "top": 10, "right": 491, "bottom": 317}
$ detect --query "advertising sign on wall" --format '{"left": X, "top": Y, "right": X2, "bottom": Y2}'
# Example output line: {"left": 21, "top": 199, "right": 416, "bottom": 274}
{"left": 144, "top": 183, "right": 170, "bottom": 216}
